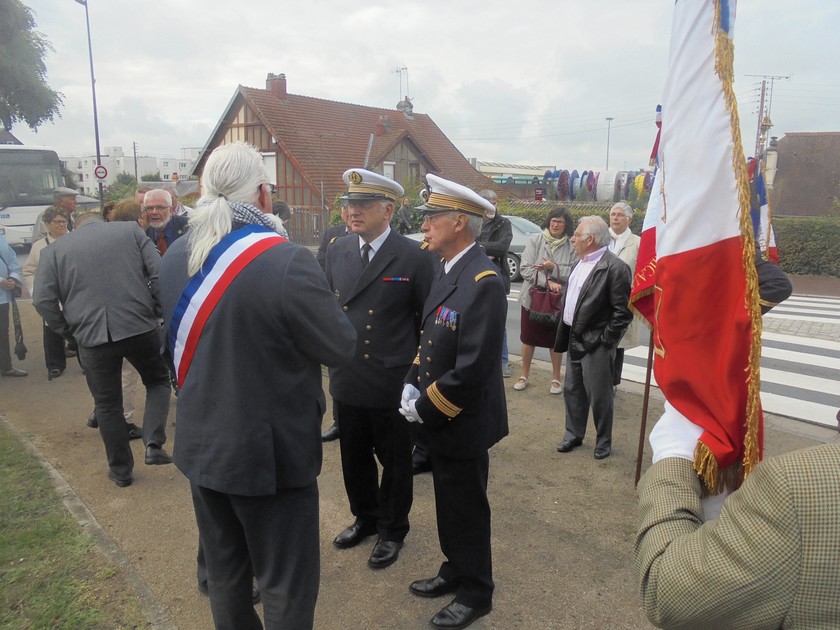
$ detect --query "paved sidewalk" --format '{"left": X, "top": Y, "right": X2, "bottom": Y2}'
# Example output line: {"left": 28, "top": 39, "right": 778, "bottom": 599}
{"left": 1, "top": 300, "right": 838, "bottom": 629}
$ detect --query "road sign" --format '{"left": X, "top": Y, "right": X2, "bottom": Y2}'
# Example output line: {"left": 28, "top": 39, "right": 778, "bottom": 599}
{"left": 94, "top": 165, "right": 108, "bottom": 180}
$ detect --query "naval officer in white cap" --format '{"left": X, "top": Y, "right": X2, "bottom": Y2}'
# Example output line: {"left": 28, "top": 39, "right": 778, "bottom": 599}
{"left": 401, "top": 174, "right": 509, "bottom": 629}
{"left": 324, "top": 168, "right": 434, "bottom": 569}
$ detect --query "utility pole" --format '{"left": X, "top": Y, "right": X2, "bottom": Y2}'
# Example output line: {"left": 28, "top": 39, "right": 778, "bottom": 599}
{"left": 76, "top": 0, "right": 104, "bottom": 202}
{"left": 133, "top": 141, "right": 138, "bottom": 182}
{"left": 605, "top": 117, "right": 614, "bottom": 170}
{"left": 746, "top": 74, "right": 790, "bottom": 159}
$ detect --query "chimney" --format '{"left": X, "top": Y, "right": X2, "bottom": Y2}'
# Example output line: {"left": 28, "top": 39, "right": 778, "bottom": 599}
{"left": 266, "top": 72, "right": 287, "bottom": 98}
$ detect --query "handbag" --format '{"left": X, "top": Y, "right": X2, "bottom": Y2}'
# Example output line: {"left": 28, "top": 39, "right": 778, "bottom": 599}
{"left": 528, "top": 271, "right": 563, "bottom": 327}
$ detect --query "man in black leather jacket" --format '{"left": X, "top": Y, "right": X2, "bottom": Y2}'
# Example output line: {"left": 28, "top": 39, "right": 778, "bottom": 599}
{"left": 554, "top": 216, "right": 632, "bottom": 460}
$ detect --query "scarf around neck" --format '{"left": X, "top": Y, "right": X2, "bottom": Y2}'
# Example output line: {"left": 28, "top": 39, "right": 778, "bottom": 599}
{"left": 542, "top": 229, "right": 568, "bottom": 254}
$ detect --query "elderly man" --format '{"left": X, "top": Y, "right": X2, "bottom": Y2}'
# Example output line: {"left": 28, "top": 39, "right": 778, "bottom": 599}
{"left": 401, "top": 174, "right": 508, "bottom": 630}
{"left": 554, "top": 216, "right": 632, "bottom": 460}
{"left": 144, "top": 189, "right": 188, "bottom": 255}
{"left": 325, "top": 168, "right": 433, "bottom": 569}
{"left": 33, "top": 212, "right": 173, "bottom": 486}
{"left": 608, "top": 202, "right": 642, "bottom": 387}
{"left": 32, "top": 187, "right": 78, "bottom": 240}
{"left": 159, "top": 142, "right": 356, "bottom": 629}
{"left": 0, "top": 233, "right": 26, "bottom": 377}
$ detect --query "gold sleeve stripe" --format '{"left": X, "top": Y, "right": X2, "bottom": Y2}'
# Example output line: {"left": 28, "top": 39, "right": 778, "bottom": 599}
{"left": 420, "top": 241, "right": 429, "bottom": 250}
{"left": 758, "top": 298, "right": 776, "bottom": 308}
{"left": 427, "top": 382, "right": 462, "bottom": 417}
{"left": 475, "top": 270, "right": 497, "bottom": 282}
{"left": 412, "top": 352, "right": 421, "bottom": 366}
{"left": 329, "top": 237, "right": 338, "bottom": 244}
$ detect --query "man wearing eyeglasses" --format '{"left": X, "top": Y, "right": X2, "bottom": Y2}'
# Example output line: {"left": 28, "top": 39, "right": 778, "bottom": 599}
{"left": 143, "top": 189, "right": 189, "bottom": 255}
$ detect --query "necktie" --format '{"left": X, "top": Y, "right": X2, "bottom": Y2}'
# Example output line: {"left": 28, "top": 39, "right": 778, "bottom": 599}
{"left": 361, "top": 243, "right": 371, "bottom": 267}
{"left": 157, "top": 232, "right": 168, "bottom": 255}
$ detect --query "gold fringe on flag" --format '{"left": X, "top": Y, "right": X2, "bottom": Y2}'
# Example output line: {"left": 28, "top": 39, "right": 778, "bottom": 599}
{"left": 693, "top": 0, "right": 764, "bottom": 492}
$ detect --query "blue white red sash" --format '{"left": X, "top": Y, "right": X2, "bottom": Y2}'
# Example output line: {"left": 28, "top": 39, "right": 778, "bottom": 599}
{"left": 169, "top": 224, "right": 286, "bottom": 388}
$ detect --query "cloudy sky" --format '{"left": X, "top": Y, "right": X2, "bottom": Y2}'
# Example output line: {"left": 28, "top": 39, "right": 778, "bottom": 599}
{"left": 11, "top": 0, "right": 840, "bottom": 174}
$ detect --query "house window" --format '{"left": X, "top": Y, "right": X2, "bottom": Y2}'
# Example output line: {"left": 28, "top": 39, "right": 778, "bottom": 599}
{"left": 383, "top": 161, "right": 396, "bottom": 180}
{"left": 163, "top": 161, "right": 169, "bottom": 167}
{"left": 163, "top": 174, "right": 170, "bottom": 180}
{"left": 409, "top": 162, "right": 421, "bottom": 182}
{"left": 179, "top": 162, "right": 186, "bottom": 168}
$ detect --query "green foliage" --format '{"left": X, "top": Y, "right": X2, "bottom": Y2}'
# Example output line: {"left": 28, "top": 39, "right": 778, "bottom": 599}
{"left": 140, "top": 172, "right": 161, "bottom": 182}
{"left": 0, "top": 0, "right": 64, "bottom": 131}
{"left": 102, "top": 172, "right": 137, "bottom": 204}
{"left": 774, "top": 216, "right": 840, "bottom": 277}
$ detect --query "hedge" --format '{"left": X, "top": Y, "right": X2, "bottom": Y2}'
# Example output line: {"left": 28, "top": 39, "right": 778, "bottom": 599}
{"left": 505, "top": 203, "right": 840, "bottom": 278}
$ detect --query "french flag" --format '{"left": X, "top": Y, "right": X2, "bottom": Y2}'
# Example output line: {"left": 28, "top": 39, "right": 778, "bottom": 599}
{"left": 648, "top": 0, "right": 764, "bottom": 493}
{"left": 750, "top": 164, "right": 780, "bottom": 263}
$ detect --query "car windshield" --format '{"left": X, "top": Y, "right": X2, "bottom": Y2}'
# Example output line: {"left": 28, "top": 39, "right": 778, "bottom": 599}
{"left": 505, "top": 215, "right": 541, "bottom": 234}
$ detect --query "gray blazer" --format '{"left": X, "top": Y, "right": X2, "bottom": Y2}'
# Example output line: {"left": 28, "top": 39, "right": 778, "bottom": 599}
{"left": 33, "top": 220, "right": 161, "bottom": 347}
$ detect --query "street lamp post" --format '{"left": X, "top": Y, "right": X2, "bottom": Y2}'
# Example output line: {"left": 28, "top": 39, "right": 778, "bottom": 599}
{"left": 75, "top": 0, "right": 104, "bottom": 202}
{"left": 605, "top": 117, "right": 614, "bottom": 171}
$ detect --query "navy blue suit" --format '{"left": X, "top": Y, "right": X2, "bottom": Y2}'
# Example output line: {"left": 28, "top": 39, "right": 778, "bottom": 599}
{"left": 325, "top": 229, "right": 433, "bottom": 541}
{"left": 405, "top": 243, "right": 509, "bottom": 609}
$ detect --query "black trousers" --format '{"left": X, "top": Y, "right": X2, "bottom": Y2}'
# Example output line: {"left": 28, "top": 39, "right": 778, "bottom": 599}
{"left": 78, "top": 329, "right": 171, "bottom": 479}
{"left": 613, "top": 348, "right": 625, "bottom": 386}
{"left": 335, "top": 401, "right": 413, "bottom": 541}
{"left": 430, "top": 450, "right": 494, "bottom": 610}
{"left": 563, "top": 346, "right": 616, "bottom": 450}
{"left": 43, "top": 320, "right": 66, "bottom": 372}
{"left": 191, "top": 482, "right": 320, "bottom": 630}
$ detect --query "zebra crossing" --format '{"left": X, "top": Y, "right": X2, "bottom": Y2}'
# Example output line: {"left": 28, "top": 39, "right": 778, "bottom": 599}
{"left": 621, "top": 295, "right": 840, "bottom": 429}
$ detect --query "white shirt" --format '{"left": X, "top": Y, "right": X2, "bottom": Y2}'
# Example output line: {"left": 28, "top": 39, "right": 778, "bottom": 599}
{"left": 563, "top": 246, "right": 608, "bottom": 326}
{"left": 359, "top": 226, "right": 391, "bottom": 263}
{"left": 444, "top": 242, "right": 477, "bottom": 274}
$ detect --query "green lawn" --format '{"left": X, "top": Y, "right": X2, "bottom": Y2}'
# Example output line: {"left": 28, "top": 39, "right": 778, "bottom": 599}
{"left": 0, "top": 422, "right": 146, "bottom": 629}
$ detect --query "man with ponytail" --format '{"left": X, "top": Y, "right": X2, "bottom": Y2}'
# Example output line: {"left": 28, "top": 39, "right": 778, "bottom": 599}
{"left": 159, "top": 142, "right": 356, "bottom": 630}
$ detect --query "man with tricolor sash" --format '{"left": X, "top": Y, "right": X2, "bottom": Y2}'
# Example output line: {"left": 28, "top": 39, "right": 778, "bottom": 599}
{"left": 159, "top": 142, "right": 356, "bottom": 629}
{"left": 634, "top": 2, "right": 840, "bottom": 628}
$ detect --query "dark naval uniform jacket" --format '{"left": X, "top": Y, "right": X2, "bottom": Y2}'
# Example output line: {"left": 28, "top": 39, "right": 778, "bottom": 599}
{"left": 325, "top": 229, "right": 434, "bottom": 409}
{"left": 406, "top": 244, "right": 509, "bottom": 459}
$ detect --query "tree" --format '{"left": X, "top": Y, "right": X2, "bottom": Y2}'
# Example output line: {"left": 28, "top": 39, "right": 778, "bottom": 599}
{"left": 102, "top": 172, "right": 138, "bottom": 204}
{"left": 141, "top": 172, "right": 161, "bottom": 182}
{"left": 0, "top": 0, "right": 64, "bottom": 131}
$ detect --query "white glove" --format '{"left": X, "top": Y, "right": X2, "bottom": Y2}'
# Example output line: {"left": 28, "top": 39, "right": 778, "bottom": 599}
{"left": 399, "top": 397, "right": 423, "bottom": 424}
{"left": 401, "top": 383, "right": 420, "bottom": 405}
{"left": 649, "top": 400, "right": 704, "bottom": 463}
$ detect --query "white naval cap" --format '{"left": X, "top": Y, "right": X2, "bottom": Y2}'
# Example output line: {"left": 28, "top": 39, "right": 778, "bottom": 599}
{"left": 415, "top": 173, "right": 495, "bottom": 218}
{"left": 341, "top": 168, "right": 404, "bottom": 202}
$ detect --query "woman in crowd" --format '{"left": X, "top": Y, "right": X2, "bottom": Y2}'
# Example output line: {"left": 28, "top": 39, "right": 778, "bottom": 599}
{"left": 513, "top": 207, "right": 577, "bottom": 394}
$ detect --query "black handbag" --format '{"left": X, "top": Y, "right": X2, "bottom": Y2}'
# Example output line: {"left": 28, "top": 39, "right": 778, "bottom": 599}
{"left": 528, "top": 271, "right": 563, "bottom": 327}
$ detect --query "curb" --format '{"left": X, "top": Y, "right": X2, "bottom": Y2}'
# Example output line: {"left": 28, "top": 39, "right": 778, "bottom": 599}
{"left": 1, "top": 416, "right": 177, "bottom": 630}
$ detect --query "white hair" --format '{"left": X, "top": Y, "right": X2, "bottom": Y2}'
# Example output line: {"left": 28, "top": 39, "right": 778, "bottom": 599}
{"left": 464, "top": 214, "right": 483, "bottom": 238}
{"left": 188, "top": 142, "right": 269, "bottom": 275}
{"left": 578, "top": 215, "right": 611, "bottom": 248}
{"left": 144, "top": 189, "right": 172, "bottom": 207}
{"left": 611, "top": 202, "right": 634, "bottom": 218}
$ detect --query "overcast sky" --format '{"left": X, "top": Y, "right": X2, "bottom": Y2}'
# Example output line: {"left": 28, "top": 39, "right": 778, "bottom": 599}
{"left": 11, "top": 0, "right": 840, "bottom": 174}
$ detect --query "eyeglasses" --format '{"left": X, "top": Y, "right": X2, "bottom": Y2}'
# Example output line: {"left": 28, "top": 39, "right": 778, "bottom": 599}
{"left": 144, "top": 205, "right": 170, "bottom": 212}
{"left": 50, "top": 219, "right": 68, "bottom": 225}
{"left": 549, "top": 219, "right": 566, "bottom": 224}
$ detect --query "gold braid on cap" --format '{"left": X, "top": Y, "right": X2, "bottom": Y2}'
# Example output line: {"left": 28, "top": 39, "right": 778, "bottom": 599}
{"left": 425, "top": 192, "right": 485, "bottom": 216}
{"left": 348, "top": 182, "right": 396, "bottom": 201}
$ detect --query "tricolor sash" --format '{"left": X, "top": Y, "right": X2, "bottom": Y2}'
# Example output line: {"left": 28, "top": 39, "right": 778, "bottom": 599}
{"left": 169, "top": 224, "right": 286, "bottom": 388}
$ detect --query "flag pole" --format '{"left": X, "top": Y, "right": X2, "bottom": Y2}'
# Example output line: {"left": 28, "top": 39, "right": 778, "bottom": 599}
{"left": 634, "top": 335, "right": 655, "bottom": 486}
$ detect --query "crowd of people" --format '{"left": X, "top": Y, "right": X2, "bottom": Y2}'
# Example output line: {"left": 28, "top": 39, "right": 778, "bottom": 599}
{"left": 5, "top": 140, "right": 831, "bottom": 630}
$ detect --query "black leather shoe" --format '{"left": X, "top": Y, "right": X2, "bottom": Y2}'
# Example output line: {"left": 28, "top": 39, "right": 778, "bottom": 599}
{"left": 430, "top": 599, "right": 492, "bottom": 629}
{"left": 333, "top": 519, "right": 377, "bottom": 549}
{"left": 594, "top": 446, "right": 612, "bottom": 460}
{"left": 1, "top": 368, "right": 27, "bottom": 377}
{"left": 145, "top": 444, "right": 173, "bottom": 465}
{"left": 333, "top": 520, "right": 377, "bottom": 549}
{"left": 409, "top": 575, "right": 460, "bottom": 599}
{"left": 87, "top": 411, "right": 98, "bottom": 429}
{"left": 108, "top": 471, "right": 133, "bottom": 487}
{"left": 368, "top": 539, "right": 403, "bottom": 569}
{"left": 48, "top": 368, "right": 63, "bottom": 380}
{"left": 556, "top": 438, "right": 583, "bottom": 453}
{"left": 321, "top": 423, "right": 339, "bottom": 442}
{"left": 126, "top": 423, "right": 143, "bottom": 440}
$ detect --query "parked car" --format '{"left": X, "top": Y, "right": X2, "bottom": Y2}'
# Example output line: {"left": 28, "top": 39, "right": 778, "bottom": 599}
{"left": 406, "top": 214, "right": 542, "bottom": 282}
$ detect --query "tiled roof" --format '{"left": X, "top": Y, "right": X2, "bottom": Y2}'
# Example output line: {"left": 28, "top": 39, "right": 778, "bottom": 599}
{"left": 235, "top": 85, "right": 511, "bottom": 204}
{"left": 772, "top": 132, "right": 840, "bottom": 217}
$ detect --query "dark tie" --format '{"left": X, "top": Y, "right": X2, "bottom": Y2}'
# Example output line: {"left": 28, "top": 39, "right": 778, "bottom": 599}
{"left": 361, "top": 243, "right": 371, "bottom": 267}
{"left": 156, "top": 231, "right": 168, "bottom": 255}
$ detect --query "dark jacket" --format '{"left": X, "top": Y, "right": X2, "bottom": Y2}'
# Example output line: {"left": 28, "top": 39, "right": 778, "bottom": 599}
{"left": 756, "top": 254, "right": 792, "bottom": 314}
{"left": 146, "top": 214, "right": 189, "bottom": 253}
{"left": 478, "top": 214, "right": 513, "bottom": 293}
{"left": 554, "top": 250, "right": 633, "bottom": 360}
{"left": 325, "top": 229, "right": 434, "bottom": 408}
{"left": 406, "top": 245, "right": 509, "bottom": 458}
{"left": 159, "top": 225, "right": 356, "bottom": 496}
{"left": 316, "top": 223, "right": 348, "bottom": 270}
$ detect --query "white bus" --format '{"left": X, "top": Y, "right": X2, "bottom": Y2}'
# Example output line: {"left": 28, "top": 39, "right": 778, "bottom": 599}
{"left": 0, "top": 145, "right": 65, "bottom": 247}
